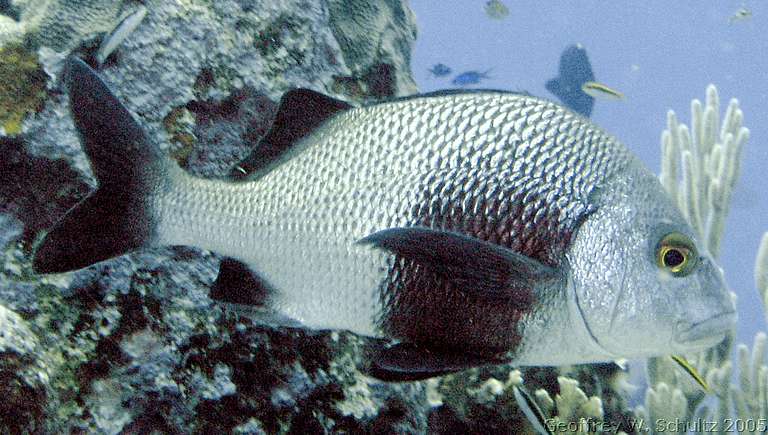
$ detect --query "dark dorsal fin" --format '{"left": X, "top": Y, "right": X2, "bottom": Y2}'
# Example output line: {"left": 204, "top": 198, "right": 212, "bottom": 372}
{"left": 230, "top": 89, "right": 352, "bottom": 180}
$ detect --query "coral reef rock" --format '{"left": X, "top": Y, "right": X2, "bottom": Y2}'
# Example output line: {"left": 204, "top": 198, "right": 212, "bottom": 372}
{"left": 0, "top": 0, "right": 124, "bottom": 51}
{"left": 0, "top": 0, "right": 431, "bottom": 432}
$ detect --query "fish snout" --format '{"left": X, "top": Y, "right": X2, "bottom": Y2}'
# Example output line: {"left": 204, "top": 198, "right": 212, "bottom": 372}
{"left": 674, "top": 310, "right": 737, "bottom": 349}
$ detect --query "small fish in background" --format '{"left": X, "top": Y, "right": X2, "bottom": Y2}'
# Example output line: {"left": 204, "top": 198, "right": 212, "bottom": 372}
{"left": 670, "top": 355, "right": 712, "bottom": 393}
{"left": 96, "top": 5, "right": 148, "bottom": 66}
{"left": 428, "top": 63, "right": 452, "bottom": 77}
{"left": 512, "top": 385, "right": 553, "bottom": 435}
{"left": 581, "top": 81, "right": 625, "bottom": 101}
{"left": 729, "top": 6, "right": 752, "bottom": 24}
{"left": 545, "top": 44, "right": 595, "bottom": 117}
{"left": 613, "top": 358, "right": 628, "bottom": 370}
{"left": 484, "top": 0, "right": 510, "bottom": 20}
{"left": 451, "top": 69, "right": 492, "bottom": 86}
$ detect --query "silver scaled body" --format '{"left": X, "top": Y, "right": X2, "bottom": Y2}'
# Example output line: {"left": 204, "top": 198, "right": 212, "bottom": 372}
{"left": 152, "top": 92, "right": 634, "bottom": 365}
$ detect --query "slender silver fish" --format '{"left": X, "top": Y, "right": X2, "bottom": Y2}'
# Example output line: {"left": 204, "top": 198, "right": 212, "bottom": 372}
{"left": 96, "top": 6, "right": 148, "bottom": 65}
{"left": 33, "top": 58, "right": 736, "bottom": 381}
{"left": 512, "top": 385, "right": 552, "bottom": 435}
{"left": 581, "top": 81, "right": 624, "bottom": 101}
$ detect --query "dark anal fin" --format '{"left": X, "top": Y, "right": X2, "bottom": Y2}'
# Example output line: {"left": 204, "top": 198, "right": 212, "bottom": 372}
{"left": 210, "top": 258, "right": 302, "bottom": 328}
{"left": 230, "top": 89, "right": 352, "bottom": 179}
{"left": 363, "top": 342, "right": 502, "bottom": 382}
{"left": 209, "top": 257, "right": 269, "bottom": 305}
{"left": 358, "top": 227, "right": 561, "bottom": 306}
{"left": 32, "top": 57, "right": 169, "bottom": 273}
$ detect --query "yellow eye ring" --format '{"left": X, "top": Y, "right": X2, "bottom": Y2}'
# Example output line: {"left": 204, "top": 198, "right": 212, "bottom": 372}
{"left": 656, "top": 233, "right": 698, "bottom": 276}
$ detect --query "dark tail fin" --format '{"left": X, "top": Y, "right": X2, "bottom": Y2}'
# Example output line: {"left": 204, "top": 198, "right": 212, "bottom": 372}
{"left": 32, "top": 57, "right": 167, "bottom": 273}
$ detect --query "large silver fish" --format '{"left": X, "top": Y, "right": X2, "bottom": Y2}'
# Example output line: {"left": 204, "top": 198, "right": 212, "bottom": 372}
{"left": 33, "top": 58, "right": 736, "bottom": 381}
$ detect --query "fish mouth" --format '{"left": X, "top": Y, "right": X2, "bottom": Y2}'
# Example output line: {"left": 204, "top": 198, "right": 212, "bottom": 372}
{"left": 674, "top": 311, "right": 737, "bottom": 348}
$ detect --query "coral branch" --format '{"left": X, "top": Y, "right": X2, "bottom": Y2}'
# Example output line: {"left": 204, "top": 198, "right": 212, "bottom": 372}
{"left": 756, "top": 233, "right": 768, "bottom": 312}
{"left": 658, "top": 84, "right": 749, "bottom": 258}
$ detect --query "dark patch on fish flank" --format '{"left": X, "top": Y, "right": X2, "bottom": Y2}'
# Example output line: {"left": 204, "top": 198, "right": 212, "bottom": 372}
{"left": 374, "top": 167, "right": 587, "bottom": 354}
{"left": 411, "top": 171, "right": 577, "bottom": 266}
{"left": 378, "top": 255, "right": 530, "bottom": 355}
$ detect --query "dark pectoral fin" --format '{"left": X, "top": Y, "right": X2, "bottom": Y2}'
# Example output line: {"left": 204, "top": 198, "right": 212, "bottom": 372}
{"left": 209, "top": 257, "right": 270, "bottom": 305}
{"left": 358, "top": 227, "right": 560, "bottom": 304}
{"left": 363, "top": 342, "right": 502, "bottom": 382}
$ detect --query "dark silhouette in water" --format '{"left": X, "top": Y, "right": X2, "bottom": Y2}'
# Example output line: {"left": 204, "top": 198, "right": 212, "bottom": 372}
{"left": 545, "top": 44, "right": 595, "bottom": 117}
{"left": 451, "top": 69, "right": 492, "bottom": 86}
{"left": 428, "top": 63, "right": 452, "bottom": 77}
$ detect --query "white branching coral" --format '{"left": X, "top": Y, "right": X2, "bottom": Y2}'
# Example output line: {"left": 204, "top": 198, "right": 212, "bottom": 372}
{"left": 516, "top": 376, "right": 606, "bottom": 435}
{"left": 658, "top": 84, "right": 749, "bottom": 257}
{"left": 757, "top": 233, "right": 768, "bottom": 316}
{"left": 550, "top": 377, "right": 604, "bottom": 432}
{"left": 435, "top": 367, "right": 612, "bottom": 434}
{"left": 732, "top": 333, "right": 768, "bottom": 422}
{"left": 641, "top": 84, "right": 768, "bottom": 435}
{"left": 634, "top": 382, "right": 687, "bottom": 433}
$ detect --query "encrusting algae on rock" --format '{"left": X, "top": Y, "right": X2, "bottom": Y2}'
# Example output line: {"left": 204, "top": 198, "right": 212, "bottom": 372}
{"left": 0, "top": 43, "right": 48, "bottom": 135}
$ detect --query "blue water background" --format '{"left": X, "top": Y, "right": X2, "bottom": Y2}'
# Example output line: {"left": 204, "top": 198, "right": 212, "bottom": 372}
{"left": 410, "top": 1, "right": 767, "bottom": 355}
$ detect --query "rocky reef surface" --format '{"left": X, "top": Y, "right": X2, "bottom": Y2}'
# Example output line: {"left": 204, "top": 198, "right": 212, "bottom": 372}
{"left": 0, "top": 0, "right": 633, "bottom": 433}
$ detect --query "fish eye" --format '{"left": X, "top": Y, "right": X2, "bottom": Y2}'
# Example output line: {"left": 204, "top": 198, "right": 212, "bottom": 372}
{"left": 656, "top": 232, "right": 698, "bottom": 276}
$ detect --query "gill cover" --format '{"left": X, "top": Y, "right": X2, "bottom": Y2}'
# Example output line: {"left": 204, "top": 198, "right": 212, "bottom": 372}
{"left": 567, "top": 165, "right": 735, "bottom": 358}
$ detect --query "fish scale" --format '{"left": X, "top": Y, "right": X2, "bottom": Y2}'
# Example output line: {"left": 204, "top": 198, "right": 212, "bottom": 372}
{"left": 151, "top": 93, "right": 631, "bottom": 345}
{"left": 35, "top": 60, "right": 736, "bottom": 380}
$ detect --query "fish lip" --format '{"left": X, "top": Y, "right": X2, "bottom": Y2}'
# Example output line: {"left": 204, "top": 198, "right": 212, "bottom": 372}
{"left": 674, "top": 311, "right": 737, "bottom": 345}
